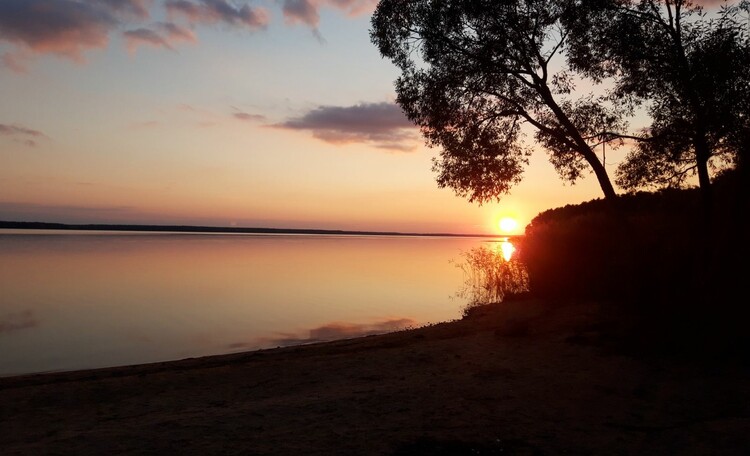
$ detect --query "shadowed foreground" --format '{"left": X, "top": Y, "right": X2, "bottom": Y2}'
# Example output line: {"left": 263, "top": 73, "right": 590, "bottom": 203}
{"left": 1, "top": 298, "right": 748, "bottom": 455}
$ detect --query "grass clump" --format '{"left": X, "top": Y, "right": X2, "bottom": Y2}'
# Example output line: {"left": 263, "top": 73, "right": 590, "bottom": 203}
{"left": 453, "top": 243, "right": 529, "bottom": 317}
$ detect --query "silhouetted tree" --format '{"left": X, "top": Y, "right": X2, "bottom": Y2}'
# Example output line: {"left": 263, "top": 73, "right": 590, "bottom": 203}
{"left": 370, "top": 0, "right": 627, "bottom": 204}
{"left": 565, "top": 0, "right": 750, "bottom": 219}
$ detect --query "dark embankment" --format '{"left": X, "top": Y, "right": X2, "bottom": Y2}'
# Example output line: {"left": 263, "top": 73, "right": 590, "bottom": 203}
{"left": 517, "top": 168, "right": 750, "bottom": 359}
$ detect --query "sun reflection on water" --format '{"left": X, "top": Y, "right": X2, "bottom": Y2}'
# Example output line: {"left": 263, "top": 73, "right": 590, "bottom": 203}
{"left": 498, "top": 239, "right": 515, "bottom": 261}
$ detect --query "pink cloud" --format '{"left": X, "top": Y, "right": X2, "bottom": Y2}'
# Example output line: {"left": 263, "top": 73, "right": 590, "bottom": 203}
{"left": 161, "top": 21, "right": 198, "bottom": 41}
{"left": 232, "top": 106, "right": 266, "bottom": 122}
{"left": 123, "top": 22, "right": 197, "bottom": 54}
{"left": 281, "top": 0, "right": 377, "bottom": 28}
{"left": 124, "top": 28, "right": 171, "bottom": 53}
{"left": 0, "top": 123, "right": 48, "bottom": 147}
{"left": 0, "top": 0, "right": 381, "bottom": 71}
{"left": 101, "top": 0, "right": 152, "bottom": 20}
{"left": 234, "top": 112, "right": 266, "bottom": 122}
{"left": 166, "top": 0, "right": 270, "bottom": 30}
{"left": 1, "top": 51, "right": 30, "bottom": 73}
{"left": 282, "top": 0, "right": 320, "bottom": 27}
{"left": 274, "top": 102, "right": 420, "bottom": 152}
{"left": 0, "top": 0, "right": 150, "bottom": 68}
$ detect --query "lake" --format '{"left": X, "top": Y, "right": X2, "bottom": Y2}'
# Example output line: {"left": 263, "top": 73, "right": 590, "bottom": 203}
{"left": 0, "top": 230, "right": 507, "bottom": 376}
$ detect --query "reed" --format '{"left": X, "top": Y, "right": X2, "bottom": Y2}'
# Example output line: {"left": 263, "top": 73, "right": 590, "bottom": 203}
{"left": 453, "top": 244, "right": 530, "bottom": 317}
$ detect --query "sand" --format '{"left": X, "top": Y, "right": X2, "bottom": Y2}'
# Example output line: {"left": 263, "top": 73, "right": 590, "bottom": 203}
{"left": 1, "top": 298, "right": 748, "bottom": 455}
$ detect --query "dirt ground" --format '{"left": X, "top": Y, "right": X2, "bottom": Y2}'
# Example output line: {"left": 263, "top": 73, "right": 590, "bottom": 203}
{"left": 1, "top": 298, "right": 749, "bottom": 455}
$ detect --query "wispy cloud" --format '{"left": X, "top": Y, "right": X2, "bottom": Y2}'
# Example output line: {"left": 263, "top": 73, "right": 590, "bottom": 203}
{"left": 281, "top": 0, "right": 377, "bottom": 29}
{"left": 123, "top": 22, "right": 197, "bottom": 54}
{"left": 101, "top": 0, "right": 151, "bottom": 20}
{"left": 232, "top": 106, "right": 266, "bottom": 122}
{"left": 166, "top": 0, "right": 270, "bottom": 30}
{"left": 274, "top": 102, "right": 419, "bottom": 152}
{"left": 0, "top": 123, "right": 47, "bottom": 147}
{"left": 234, "top": 112, "right": 265, "bottom": 121}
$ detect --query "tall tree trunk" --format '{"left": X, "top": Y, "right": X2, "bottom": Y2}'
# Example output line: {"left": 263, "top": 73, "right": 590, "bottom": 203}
{"left": 586, "top": 151, "right": 618, "bottom": 201}
{"left": 537, "top": 84, "right": 619, "bottom": 201}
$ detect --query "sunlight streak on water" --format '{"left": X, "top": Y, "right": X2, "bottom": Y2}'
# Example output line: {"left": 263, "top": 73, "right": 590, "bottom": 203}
{"left": 499, "top": 239, "right": 516, "bottom": 261}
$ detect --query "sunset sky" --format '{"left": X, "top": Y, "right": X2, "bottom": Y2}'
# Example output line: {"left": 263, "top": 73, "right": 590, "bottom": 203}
{"left": 1, "top": 0, "right": 712, "bottom": 235}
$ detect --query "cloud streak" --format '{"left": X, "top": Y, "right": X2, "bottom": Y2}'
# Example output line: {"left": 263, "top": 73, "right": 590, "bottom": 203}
{"left": 234, "top": 112, "right": 266, "bottom": 121}
{"left": 0, "top": 123, "right": 47, "bottom": 147}
{"left": 274, "top": 102, "right": 419, "bottom": 152}
{"left": 232, "top": 106, "right": 266, "bottom": 122}
{"left": 124, "top": 22, "right": 197, "bottom": 54}
{"left": 281, "top": 0, "right": 377, "bottom": 29}
{"left": 166, "top": 0, "right": 270, "bottom": 30}
{"left": 101, "top": 0, "right": 151, "bottom": 20}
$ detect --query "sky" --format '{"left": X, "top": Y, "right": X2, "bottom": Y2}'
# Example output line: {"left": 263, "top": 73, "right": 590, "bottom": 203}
{"left": 1, "top": 0, "right": 721, "bottom": 235}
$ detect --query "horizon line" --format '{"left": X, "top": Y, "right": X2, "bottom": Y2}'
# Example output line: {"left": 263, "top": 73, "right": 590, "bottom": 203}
{"left": 0, "top": 220, "right": 517, "bottom": 239}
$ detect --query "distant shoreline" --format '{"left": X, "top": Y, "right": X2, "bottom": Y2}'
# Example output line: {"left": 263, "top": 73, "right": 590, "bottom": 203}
{"left": 0, "top": 220, "right": 511, "bottom": 239}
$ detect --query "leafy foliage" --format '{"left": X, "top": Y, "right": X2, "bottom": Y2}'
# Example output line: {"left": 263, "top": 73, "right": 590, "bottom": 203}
{"left": 370, "top": 0, "right": 623, "bottom": 203}
{"left": 565, "top": 0, "right": 750, "bottom": 197}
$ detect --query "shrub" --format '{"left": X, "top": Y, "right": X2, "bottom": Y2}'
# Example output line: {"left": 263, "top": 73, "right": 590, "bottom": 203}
{"left": 516, "top": 183, "right": 743, "bottom": 305}
{"left": 453, "top": 243, "right": 529, "bottom": 317}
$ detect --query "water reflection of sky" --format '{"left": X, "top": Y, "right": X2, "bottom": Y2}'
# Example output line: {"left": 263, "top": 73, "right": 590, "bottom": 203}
{"left": 0, "top": 310, "right": 38, "bottom": 334}
{"left": 232, "top": 317, "right": 418, "bottom": 350}
{"left": 0, "top": 231, "right": 499, "bottom": 376}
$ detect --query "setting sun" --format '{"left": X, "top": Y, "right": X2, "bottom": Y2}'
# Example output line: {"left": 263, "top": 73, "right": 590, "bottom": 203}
{"left": 498, "top": 217, "right": 519, "bottom": 234}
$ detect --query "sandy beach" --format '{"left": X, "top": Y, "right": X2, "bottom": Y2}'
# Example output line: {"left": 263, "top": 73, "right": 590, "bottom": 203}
{"left": 1, "top": 298, "right": 748, "bottom": 455}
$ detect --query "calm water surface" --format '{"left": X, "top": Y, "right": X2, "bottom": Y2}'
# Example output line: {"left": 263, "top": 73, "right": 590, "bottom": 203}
{"left": 0, "top": 230, "right": 503, "bottom": 376}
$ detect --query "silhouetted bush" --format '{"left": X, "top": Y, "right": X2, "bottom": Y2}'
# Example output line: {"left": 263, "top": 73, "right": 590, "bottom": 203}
{"left": 453, "top": 244, "right": 530, "bottom": 317}
{"left": 516, "top": 171, "right": 749, "bottom": 349}
{"left": 518, "top": 174, "right": 746, "bottom": 306}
